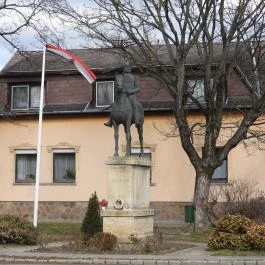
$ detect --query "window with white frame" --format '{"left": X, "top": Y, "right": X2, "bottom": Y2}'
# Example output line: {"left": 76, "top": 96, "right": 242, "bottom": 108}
{"left": 96, "top": 81, "right": 114, "bottom": 107}
{"left": 212, "top": 158, "right": 228, "bottom": 182}
{"left": 131, "top": 147, "right": 152, "bottom": 183}
{"left": 15, "top": 150, "right": 36, "bottom": 183}
{"left": 53, "top": 149, "right": 76, "bottom": 183}
{"left": 12, "top": 85, "right": 41, "bottom": 110}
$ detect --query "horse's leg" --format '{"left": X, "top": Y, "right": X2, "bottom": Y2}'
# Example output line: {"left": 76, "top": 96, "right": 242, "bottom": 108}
{"left": 124, "top": 122, "right": 131, "bottom": 156}
{"left": 114, "top": 122, "right": 119, "bottom": 157}
{"left": 137, "top": 124, "right": 144, "bottom": 157}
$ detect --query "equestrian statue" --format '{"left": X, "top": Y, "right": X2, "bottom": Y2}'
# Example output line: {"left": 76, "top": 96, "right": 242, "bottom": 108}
{"left": 104, "top": 64, "right": 144, "bottom": 157}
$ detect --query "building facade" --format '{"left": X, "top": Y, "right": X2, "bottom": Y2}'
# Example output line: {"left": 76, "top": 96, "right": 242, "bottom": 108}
{"left": 0, "top": 48, "right": 265, "bottom": 224}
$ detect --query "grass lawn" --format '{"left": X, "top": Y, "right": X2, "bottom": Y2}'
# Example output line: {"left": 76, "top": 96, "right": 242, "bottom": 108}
{"left": 37, "top": 222, "right": 212, "bottom": 243}
{"left": 6, "top": 223, "right": 265, "bottom": 256}
{"left": 36, "top": 223, "right": 198, "bottom": 254}
{"left": 158, "top": 225, "right": 213, "bottom": 243}
{"left": 37, "top": 222, "right": 81, "bottom": 242}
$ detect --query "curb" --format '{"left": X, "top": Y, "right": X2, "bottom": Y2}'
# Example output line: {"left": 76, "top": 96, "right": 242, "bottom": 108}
{"left": 1, "top": 243, "right": 265, "bottom": 264}
{"left": 1, "top": 256, "right": 265, "bottom": 264}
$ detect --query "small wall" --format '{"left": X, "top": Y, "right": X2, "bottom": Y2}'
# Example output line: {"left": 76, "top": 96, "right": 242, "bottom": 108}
{"left": 0, "top": 201, "right": 190, "bottom": 223}
{"left": 0, "top": 201, "right": 87, "bottom": 222}
{"left": 151, "top": 201, "right": 188, "bottom": 225}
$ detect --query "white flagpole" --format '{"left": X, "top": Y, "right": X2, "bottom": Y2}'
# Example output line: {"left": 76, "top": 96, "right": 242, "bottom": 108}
{"left": 33, "top": 45, "right": 46, "bottom": 227}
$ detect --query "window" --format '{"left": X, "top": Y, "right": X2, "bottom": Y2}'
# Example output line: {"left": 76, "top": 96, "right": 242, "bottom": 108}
{"left": 96, "top": 81, "right": 114, "bottom": 107}
{"left": 131, "top": 147, "right": 152, "bottom": 183}
{"left": 53, "top": 149, "right": 76, "bottom": 183}
{"left": 12, "top": 85, "right": 41, "bottom": 110}
{"left": 30, "top": 86, "right": 41, "bottom": 108}
{"left": 187, "top": 79, "right": 214, "bottom": 103}
{"left": 15, "top": 150, "right": 36, "bottom": 183}
{"left": 187, "top": 80, "right": 205, "bottom": 103}
{"left": 212, "top": 158, "right": 228, "bottom": 182}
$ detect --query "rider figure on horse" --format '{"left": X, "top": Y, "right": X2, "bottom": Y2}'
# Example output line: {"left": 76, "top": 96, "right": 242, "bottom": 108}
{"left": 104, "top": 64, "right": 141, "bottom": 127}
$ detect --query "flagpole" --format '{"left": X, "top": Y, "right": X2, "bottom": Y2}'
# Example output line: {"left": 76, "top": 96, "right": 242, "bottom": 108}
{"left": 33, "top": 45, "right": 46, "bottom": 227}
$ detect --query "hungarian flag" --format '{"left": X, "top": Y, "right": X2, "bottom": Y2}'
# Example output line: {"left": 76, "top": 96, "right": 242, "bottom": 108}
{"left": 46, "top": 44, "right": 96, "bottom": 83}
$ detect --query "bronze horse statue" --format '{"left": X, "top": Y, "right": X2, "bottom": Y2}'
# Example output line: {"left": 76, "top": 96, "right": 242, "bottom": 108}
{"left": 107, "top": 81, "right": 144, "bottom": 157}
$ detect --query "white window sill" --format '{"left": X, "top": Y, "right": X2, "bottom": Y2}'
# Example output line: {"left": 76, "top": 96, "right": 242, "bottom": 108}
{"left": 13, "top": 182, "right": 77, "bottom": 186}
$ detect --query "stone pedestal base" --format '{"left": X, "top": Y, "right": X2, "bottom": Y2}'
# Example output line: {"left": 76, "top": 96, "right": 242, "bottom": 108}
{"left": 105, "top": 156, "right": 152, "bottom": 209}
{"left": 101, "top": 209, "right": 154, "bottom": 243}
{"left": 103, "top": 156, "right": 154, "bottom": 243}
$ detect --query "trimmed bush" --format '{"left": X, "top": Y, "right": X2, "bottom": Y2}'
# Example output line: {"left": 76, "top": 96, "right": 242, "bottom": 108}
{"left": 0, "top": 215, "right": 38, "bottom": 245}
{"left": 90, "top": 232, "right": 117, "bottom": 251}
{"left": 217, "top": 214, "right": 254, "bottom": 234}
{"left": 81, "top": 192, "right": 103, "bottom": 238}
{"left": 208, "top": 230, "right": 249, "bottom": 250}
{"left": 208, "top": 214, "right": 265, "bottom": 251}
{"left": 247, "top": 224, "right": 265, "bottom": 250}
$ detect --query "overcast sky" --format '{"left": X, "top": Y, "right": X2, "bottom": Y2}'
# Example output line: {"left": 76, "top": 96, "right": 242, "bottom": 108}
{"left": 0, "top": 0, "right": 88, "bottom": 70}
{"left": 0, "top": 28, "right": 87, "bottom": 70}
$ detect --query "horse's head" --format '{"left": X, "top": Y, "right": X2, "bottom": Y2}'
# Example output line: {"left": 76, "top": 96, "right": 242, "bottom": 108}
{"left": 115, "top": 75, "right": 126, "bottom": 95}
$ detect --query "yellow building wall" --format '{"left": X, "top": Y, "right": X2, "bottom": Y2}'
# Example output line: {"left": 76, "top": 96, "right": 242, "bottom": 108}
{"left": 1, "top": 113, "right": 265, "bottom": 203}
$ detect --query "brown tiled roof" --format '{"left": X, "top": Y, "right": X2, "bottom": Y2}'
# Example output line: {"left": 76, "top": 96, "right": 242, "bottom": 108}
{"left": 0, "top": 48, "right": 130, "bottom": 75}
{"left": 1, "top": 44, "right": 259, "bottom": 93}
{"left": 0, "top": 44, "right": 230, "bottom": 75}
{"left": 0, "top": 44, "right": 259, "bottom": 114}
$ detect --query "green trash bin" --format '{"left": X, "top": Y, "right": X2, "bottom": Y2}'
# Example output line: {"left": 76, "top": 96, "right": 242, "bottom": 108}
{"left": 184, "top": 205, "right": 195, "bottom": 223}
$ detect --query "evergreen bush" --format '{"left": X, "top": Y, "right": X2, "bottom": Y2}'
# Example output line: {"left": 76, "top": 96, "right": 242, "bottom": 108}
{"left": 0, "top": 215, "right": 38, "bottom": 245}
{"left": 81, "top": 192, "right": 103, "bottom": 238}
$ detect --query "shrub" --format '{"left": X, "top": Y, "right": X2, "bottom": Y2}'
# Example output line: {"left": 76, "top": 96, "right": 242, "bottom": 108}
{"left": 81, "top": 192, "right": 103, "bottom": 238}
{"left": 208, "top": 214, "right": 265, "bottom": 251}
{"left": 247, "top": 224, "right": 265, "bottom": 250}
{"left": 128, "top": 227, "right": 163, "bottom": 253}
{"left": 217, "top": 214, "right": 254, "bottom": 234}
{"left": 207, "top": 179, "right": 265, "bottom": 225}
{"left": 246, "top": 197, "right": 265, "bottom": 223}
{"left": 90, "top": 232, "right": 117, "bottom": 251}
{"left": 208, "top": 230, "right": 249, "bottom": 250}
{"left": 0, "top": 215, "right": 38, "bottom": 245}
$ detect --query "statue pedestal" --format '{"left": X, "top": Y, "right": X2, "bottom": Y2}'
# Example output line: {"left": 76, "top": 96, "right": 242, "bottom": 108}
{"left": 102, "top": 156, "right": 154, "bottom": 243}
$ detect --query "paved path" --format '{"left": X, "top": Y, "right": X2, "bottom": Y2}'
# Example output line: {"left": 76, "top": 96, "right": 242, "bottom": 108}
{"left": 0, "top": 242, "right": 265, "bottom": 264}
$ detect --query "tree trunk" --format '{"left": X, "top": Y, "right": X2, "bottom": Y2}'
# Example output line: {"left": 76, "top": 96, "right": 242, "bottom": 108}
{"left": 193, "top": 170, "right": 211, "bottom": 228}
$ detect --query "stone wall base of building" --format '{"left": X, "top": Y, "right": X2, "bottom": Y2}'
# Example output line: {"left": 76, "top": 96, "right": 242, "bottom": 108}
{"left": 0, "top": 201, "right": 191, "bottom": 223}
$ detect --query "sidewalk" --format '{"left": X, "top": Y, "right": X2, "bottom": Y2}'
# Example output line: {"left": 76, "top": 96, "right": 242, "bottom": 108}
{"left": 0, "top": 242, "right": 265, "bottom": 264}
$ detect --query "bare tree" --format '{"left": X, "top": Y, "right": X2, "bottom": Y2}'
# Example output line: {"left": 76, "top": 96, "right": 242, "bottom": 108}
{"left": 52, "top": 0, "right": 265, "bottom": 226}
{"left": 0, "top": 0, "right": 65, "bottom": 55}
{"left": 0, "top": 0, "right": 41, "bottom": 50}
{"left": 208, "top": 178, "right": 265, "bottom": 225}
